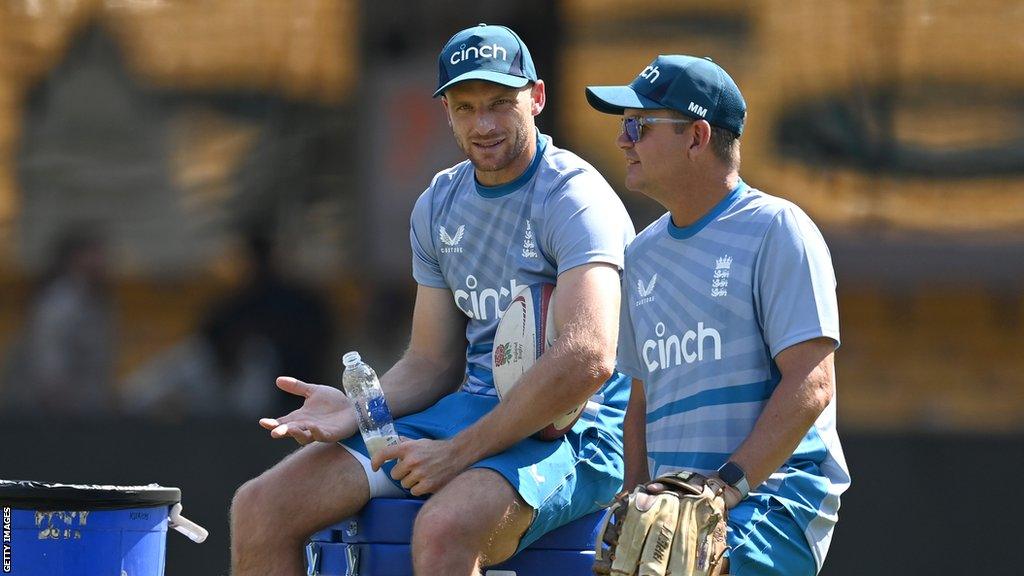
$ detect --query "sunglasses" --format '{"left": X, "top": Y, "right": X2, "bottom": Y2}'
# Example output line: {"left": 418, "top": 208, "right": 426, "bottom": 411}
{"left": 621, "top": 116, "right": 693, "bottom": 143}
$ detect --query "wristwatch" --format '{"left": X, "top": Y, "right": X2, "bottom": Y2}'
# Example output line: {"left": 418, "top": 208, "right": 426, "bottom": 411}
{"left": 717, "top": 461, "right": 750, "bottom": 499}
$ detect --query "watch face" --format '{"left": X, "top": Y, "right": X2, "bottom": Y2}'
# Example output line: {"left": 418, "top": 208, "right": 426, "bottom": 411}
{"left": 719, "top": 462, "right": 745, "bottom": 485}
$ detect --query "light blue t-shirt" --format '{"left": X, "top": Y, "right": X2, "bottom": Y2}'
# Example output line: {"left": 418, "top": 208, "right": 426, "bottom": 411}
{"left": 411, "top": 132, "right": 636, "bottom": 399}
{"left": 616, "top": 180, "right": 849, "bottom": 570}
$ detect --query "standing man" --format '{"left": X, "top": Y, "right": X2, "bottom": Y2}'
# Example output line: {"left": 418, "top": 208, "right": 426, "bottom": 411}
{"left": 586, "top": 56, "right": 849, "bottom": 575}
{"left": 7, "top": 226, "right": 117, "bottom": 415}
{"left": 231, "top": 24, "right": 635, "bottom": 575}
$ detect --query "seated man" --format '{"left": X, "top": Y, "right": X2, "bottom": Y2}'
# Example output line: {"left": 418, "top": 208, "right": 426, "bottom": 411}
{"left": 586, "top": 55, "right": 850, "bottom": 575}
{"left": 230, "top": 24, "right": 635, "bottom": 575}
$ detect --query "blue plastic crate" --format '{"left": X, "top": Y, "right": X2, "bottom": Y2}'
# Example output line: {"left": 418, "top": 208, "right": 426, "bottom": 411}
{"left": 306, "top": 498, "right": 602, "bottom": 576}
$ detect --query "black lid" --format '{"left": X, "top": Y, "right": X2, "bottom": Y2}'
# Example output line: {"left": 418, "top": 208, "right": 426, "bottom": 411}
{"left": 0, "top": 480, "right": 181, "bottom": 511}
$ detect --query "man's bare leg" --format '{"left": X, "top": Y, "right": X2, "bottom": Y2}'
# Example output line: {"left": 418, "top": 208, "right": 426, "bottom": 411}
{"left": 411, "top": 468, "right": 533, "bottom": 575}
{"left": 230, "top": 443, "right": 370, "bottom": 575}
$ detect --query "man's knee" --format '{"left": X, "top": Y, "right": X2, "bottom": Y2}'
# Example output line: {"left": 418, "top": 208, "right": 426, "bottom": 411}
{"left": 234, "top": 444, "right": 374, "bottom": 546}
{"left": 230, "top": 473, "right": 289, "bottom": 543}
{"left": 412, "top": 499, "right": 475, "bottom": 551}
{"left": 411, "top": 479, "right": 531, "bottom": 566}
{"left": 230, "top": 476, "right": 266, "bottom": 525}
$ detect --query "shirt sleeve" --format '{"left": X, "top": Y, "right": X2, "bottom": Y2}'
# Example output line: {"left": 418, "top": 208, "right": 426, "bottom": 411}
{"left": 616, "top": 265, "right": 645, "bottom": 379}
{"left": 542, "top": 171, "right": 636, "bottom": 275}
{"left": 409, "top": 186, "right": 447, "bottom": 288}
{"left": 754, "top": 206, "right": 841, "bottom": 358}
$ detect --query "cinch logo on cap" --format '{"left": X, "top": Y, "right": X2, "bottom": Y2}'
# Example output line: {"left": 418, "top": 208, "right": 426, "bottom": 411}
{"left": 434, "top": 23, "right": 538, "bottom": 97}
{"left": 639, "top": 65, "right": 660, "bottom": 83}
{"left": 585, "top": 54, "right": 747, "bottom": 136}
{"left": 449, "top": 43, "right": 510, "bottom": 65}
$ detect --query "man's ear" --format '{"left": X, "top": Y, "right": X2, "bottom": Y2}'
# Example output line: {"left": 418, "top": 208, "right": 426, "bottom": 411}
{"left": 687, "top": 119, "right": 713, "bottom": 158}
{"left": 441, "top": 96, "right": 452, "bottom": 126}
{"left": 530, "top": 80, "right": 546, "bottom": 116}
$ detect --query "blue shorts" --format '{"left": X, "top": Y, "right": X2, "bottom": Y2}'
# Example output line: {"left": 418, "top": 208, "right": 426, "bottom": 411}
{"left": 726, "top": 494, "right": 817, "bottom": 576}
{"left": 342, "top": 389, "right": 625, "bottom": 552}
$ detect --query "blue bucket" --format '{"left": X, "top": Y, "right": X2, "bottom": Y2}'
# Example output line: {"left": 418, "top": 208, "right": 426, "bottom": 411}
{"left": 0, "top": 480, "right": 201, "bottom": 576}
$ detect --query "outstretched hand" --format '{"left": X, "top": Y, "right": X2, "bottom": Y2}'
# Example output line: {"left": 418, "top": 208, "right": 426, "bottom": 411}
{"left": 258, "top": 377, "right": 357, "bottom": 445}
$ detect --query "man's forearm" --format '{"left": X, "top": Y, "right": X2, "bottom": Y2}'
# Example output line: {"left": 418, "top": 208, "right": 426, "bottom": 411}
{"left": 451, "top": 338, "right": 612, "bottom": 465}
{"left": 728, "top": 345, "right": 835, "bottom": 489}
{"left": 452, "top": 265, "right": 622, "bottom": 464}
{"left": 623, "top": 378, "right": 649, "bottom": 489}
{"left": 379, "top": 350, "right": 465, "bottom": 419}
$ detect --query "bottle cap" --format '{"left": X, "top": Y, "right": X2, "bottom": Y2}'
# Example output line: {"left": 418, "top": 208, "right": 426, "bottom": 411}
{"left": 342, "top": 351, "right": 361, "bottom": 367}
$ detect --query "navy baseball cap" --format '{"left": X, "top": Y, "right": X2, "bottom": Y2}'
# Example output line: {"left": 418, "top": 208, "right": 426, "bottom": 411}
{"left": 586, "top": 55, "right": 746, "bottom": 136}
{"left": 434, "top": 23, "right": 538, "bottom": 98}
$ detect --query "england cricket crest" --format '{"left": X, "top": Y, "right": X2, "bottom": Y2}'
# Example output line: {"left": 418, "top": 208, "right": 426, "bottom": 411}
{"left": 712, "top": 255, "right": 731, "bottom": 297}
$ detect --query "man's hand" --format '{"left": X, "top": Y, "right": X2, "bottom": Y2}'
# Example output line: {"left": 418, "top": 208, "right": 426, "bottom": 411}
{"left": 370, "top": 438, "right": 470, "bottom": 497}
{"left": 718, "top": 483, "right": 743, "bottom": 509}
{"left": 258, "top": 377, "right": 358, "bottom": 445}
{"left": 593, "top": 471, "right": 728, "bottom": 576}
{"left": 673, "top": 478, "right": 743, "bottom": 510}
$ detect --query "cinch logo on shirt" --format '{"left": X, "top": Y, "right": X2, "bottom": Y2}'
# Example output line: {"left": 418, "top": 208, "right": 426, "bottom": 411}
{"left": 642, "top": 321, "right": 722, "bottom": 372}
{"left": 439, "top": 225, "right": 466, "bottom": 254}
{"left": 449, "top": 43, "right": 509, "bottom": 65}
{"left": 454, "top": 274, "right": 523, "bottom": 320}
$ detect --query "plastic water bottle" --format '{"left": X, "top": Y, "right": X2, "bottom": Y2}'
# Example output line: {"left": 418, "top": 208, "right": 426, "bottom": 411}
{"left": 341, "top": 351, "right": 400, "bottom": 458}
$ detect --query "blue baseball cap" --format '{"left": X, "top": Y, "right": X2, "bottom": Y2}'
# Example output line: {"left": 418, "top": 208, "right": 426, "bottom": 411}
{"left": 434, "top": 23, "right": 538, "bottom": 98}
{"left": 586, "top": 55, "right": 746, "bottom": 136}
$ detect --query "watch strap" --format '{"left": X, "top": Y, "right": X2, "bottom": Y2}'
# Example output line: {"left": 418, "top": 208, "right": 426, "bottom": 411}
{"left": 717, "top": 461, "right": 750, "bottom": 499}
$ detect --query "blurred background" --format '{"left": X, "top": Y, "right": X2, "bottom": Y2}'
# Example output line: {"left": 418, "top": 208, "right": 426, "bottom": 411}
{"left": 0, "top": 0, "right": 1021, "bottom": 573}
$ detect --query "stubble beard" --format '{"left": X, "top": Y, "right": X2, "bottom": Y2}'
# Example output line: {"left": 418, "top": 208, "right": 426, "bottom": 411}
{"left": 458, "top": 119, "right": 530, "bottom": 176}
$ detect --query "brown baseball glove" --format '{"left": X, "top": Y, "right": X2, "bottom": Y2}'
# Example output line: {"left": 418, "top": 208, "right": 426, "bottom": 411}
{"left": 593, "top": 471, "right": 728, "bottom": 576}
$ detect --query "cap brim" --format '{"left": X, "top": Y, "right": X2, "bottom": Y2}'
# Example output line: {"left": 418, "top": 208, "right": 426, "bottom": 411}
{"left": 585, "top": 86, "right": 663, "bottom": 115}
{"left": 434, "top": 71, "right": 530, "bottom": 98}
